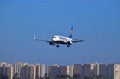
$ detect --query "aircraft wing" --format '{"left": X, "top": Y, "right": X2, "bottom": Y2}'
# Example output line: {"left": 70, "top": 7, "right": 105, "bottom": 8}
{"left": 34, "top": 34, "right": 50, "bottom": 43}
{"left": 34, "top": 39, "right": 50, "bottom": 42}
{"left": 72, "top": 38, "right": 84, "bottom": 43}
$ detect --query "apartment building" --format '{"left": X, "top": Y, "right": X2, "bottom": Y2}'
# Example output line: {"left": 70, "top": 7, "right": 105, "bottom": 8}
{"left": 59, "top": 66, "right": 70, "bottom": 79}
{"left": 20, "top": 64, "right": 36, "bottom": 79}
{"left": 35, "top": 64, "right": 45, "bottom": 78}
{"left": 0, "top": 64, "right": 13, "bottom": 79}
{"left": 108, "top": 64, "right": 120, "bottom": 79}
{"left": 48, "top": 65, "right": 59, "bottom": 79}
{"left": 99, "top": 64, "right": 108, "bottom": 79}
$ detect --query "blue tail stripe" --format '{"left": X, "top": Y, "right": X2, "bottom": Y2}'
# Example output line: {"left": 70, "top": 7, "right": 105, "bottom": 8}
{"left": 68, "top": 26, "right": 73, "bottom": 38}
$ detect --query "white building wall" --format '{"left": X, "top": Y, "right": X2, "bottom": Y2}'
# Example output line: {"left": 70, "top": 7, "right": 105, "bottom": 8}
{"left": 40, "top": 64, "right": 46, "bottom": 78}
{"left": 6, "top": 66, "right": 13, "bottom": 79}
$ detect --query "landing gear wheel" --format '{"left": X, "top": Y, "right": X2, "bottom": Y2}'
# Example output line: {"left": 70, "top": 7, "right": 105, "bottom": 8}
{"left": 56, "top": 45, "right": 60, "bottom": 47}
{"left": 67, "top": 45, "right": 70, "bottom": 47}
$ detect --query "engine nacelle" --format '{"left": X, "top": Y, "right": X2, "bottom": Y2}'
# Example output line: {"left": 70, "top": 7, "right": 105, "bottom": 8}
{"left": 68, "top": 41, "right": 72, "bottom": 45}
{"left": 49, "top": 42, "right": 55, "bottom": 45}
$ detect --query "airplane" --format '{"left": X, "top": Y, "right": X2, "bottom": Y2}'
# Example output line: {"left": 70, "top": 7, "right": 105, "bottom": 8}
{"left": 34, "top": 26, "right": 84, "bottom": 47}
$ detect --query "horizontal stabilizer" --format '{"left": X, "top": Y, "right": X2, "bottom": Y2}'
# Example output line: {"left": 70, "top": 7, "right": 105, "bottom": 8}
{"left": 72, "top": 38, "right": 84, "bottom": 43}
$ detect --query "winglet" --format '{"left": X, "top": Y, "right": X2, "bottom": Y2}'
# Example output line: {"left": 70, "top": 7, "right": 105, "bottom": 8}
{"left": 34, "top": 34, "right": 36, "bottom": 40}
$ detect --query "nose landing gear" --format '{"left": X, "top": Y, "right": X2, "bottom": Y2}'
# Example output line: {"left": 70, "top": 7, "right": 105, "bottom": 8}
{"left": 56, "top": 44, "right": 60, "bottom": 47}
{"left": 67, "top": 44, "right": 70, "bottom": 47}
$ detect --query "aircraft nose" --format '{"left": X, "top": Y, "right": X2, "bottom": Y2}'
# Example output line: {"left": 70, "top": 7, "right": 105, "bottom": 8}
{"left": 52, "top": 36, "right": 55, "bottom": 40}
{"left": 52, "top": 37, "right": 55, "bottom": 41}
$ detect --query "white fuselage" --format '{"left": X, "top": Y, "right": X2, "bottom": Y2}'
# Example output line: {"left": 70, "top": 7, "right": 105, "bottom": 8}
{"left": 52, "top": 35, "right": 73, "bottom": 44}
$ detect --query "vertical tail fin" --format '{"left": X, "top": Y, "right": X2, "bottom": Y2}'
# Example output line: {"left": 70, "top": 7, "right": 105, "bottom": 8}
{"left": 68, "top": 26, "right": 73, "bottom": 38}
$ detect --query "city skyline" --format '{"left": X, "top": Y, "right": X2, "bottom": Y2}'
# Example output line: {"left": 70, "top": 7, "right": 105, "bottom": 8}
{"left": 1, "top": 62, "right": 120, "bottom": 79}
{"left": 0, "top": 0, "right": 120, "bottom": 65}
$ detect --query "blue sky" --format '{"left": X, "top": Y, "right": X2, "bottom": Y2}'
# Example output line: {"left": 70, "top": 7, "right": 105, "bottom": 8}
{"left": 0, "top": 0, "right": 120, "bottom": 65}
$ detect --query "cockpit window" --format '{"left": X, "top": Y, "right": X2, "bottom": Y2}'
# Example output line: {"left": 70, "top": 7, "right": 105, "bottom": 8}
{"left": 52, "top": 36, "right": 57, "bottom": 38}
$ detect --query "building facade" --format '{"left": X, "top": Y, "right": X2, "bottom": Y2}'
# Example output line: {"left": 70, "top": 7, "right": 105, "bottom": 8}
{"left": 20, "top": 64, "right": 36, "bottom": 79}
{"left": 48, "top": 65, "right": 59, "bottom": 79}
{"left": 0, "top": 64, "right": 13, "bottom": 79}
